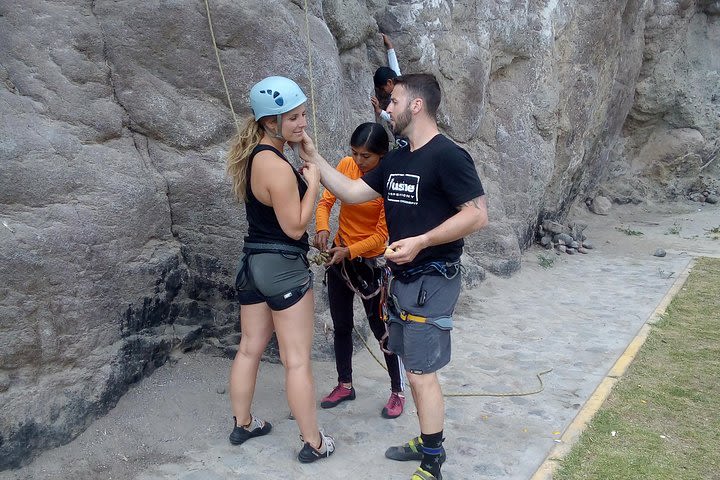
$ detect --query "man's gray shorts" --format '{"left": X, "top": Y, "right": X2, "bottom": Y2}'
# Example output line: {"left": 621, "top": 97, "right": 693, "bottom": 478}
{"left": 386, "top": 272, "right": 461, "bottom": 375}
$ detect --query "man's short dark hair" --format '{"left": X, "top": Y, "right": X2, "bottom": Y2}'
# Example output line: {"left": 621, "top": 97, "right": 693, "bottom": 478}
{"left": 373, "top": 67, "right": 397, "bottom": 88}
{"left": 392, "top": 73, "right": 441, "bottom": 118}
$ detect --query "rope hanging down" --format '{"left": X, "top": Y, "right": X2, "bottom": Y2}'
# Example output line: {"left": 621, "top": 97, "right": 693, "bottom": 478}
{"left": 203, "top": 0, "right": 319, "bottom": 145}
{"left": 203, "top": 0, "right": 239, "bottom": 133}
{"left": 302, "top": 0, "right": 319, "bottom": 147}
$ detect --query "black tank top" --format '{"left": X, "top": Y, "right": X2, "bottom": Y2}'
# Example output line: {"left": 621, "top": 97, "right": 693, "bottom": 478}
{"left": 243, "top": 144, "right": 309, "bottom": 252}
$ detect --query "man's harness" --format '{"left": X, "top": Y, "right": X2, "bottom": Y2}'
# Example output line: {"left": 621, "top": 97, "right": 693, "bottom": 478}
{"left": 382, "top": 259, "right": 462, "bottom": 324}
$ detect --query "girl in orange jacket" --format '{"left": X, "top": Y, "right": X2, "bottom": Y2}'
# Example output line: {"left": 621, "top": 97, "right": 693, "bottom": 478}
{"left": 313, "top": 122, "right": 405, "bottom": 418}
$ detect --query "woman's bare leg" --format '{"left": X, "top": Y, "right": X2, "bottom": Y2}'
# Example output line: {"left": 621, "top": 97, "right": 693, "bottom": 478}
{"left": 229, "top": 302, "right": 275, "bottom": 425}
{"left": 272, "top": 290, "right": 320, "bottom": 447}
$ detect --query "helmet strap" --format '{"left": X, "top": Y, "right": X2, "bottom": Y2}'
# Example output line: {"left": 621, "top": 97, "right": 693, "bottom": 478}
{"left": 273, "top": 114, "right": 284, "bottom": 139}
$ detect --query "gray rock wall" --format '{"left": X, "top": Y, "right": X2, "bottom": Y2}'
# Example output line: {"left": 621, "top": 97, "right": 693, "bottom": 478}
{"left": 1, "top": 0, "right": 717, "bottom": 469}
{"left": 601, "top": 0, "right": 720, "bottom": 202}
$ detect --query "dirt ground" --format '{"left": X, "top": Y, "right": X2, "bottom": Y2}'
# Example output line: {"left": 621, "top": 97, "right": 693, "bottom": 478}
{"left": 2, "top": 201, "right": 718, "bottom": 480}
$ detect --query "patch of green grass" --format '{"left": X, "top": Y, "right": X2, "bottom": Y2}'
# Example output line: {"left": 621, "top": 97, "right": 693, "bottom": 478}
{"left": 537, "top": 254, "right": 555, "bottom": 269}
{"left": 554, "top": 257, "right": 720, "bottom": 480}
{"left": 707, "top": 225, "right": 720, "bottom": 240}
{"left": 615, "top": 226, "right": 644, "bottom": 236}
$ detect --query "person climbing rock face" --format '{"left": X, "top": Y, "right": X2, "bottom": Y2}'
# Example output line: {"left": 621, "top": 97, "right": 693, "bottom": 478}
{"left": 313, "top": 122, "right": 406, "bottom": 420}
{"left": 371, "top": 33, "right": 409, "bottom": 149}
{"left": 226, "top": 75, "right": 335, "bottom": 464}
{"left": 371, "top": 33, "right": 402, "bottom": 123}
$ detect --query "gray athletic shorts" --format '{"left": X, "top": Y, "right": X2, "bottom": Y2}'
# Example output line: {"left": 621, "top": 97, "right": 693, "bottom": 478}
{"left": 386, "top": 272, "right": 461, "bottom": 375}
{"left": 235, "top": 250, "right": 312, "bottom": 311}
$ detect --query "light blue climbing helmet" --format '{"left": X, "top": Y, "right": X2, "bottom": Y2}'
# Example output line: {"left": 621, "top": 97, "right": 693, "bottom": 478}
{"left": 250, "top": 76, "right": 307, "bottom": 120}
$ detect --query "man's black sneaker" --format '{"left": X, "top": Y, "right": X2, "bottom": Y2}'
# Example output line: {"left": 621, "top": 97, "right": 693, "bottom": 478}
{"left": 385, "top": 436, "right": 446, "bottom": 463}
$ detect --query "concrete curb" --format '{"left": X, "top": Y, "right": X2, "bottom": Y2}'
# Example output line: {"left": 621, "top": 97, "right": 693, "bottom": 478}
{"left": 528, "top": 258, "right": 696, "bottom": 480}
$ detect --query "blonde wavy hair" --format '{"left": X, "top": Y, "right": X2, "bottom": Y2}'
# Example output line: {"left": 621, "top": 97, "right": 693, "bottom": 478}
{"left": 227, "top": 116, "right": 264, "bottom": 202}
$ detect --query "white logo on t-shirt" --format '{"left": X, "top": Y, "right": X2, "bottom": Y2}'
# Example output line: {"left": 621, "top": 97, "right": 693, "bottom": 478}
{"left": 386, "top": 174, "right": 420, "bottom": 205}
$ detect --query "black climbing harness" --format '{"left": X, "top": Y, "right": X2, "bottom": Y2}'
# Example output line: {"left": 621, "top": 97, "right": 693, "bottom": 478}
{"left": 391, "top": 259, "right": 463, "bottom": 282}
{"left": 235, "top": 242, "right": 308, "bottom": 289}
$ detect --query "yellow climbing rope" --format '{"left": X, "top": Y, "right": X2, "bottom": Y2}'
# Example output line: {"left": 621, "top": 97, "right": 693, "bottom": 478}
{"left": 354, "top": 327, "right": 553, "bottom": 398}
{"left": 302, "top": 0, "right": 319, "bottom": 147}
{"left": 203, "top": 0, "right": 239, "bottom": 133}
{"left": 203, "top": 0, "right": 319, "bottom": 145}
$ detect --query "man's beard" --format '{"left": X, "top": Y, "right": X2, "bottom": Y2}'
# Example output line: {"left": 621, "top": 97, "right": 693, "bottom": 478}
{"left": 392, "top": 104, "right": 412, "bottom": 136}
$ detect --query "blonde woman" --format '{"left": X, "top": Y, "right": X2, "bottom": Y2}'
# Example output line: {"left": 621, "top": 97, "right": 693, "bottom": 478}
{"left": 226, "top": 76, "right": 334, "bottom": 463}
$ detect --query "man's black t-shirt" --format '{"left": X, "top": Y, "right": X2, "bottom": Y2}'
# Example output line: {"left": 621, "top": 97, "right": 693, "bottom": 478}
{"left": 362, "top": 134, "right": 484, "bottom": 272}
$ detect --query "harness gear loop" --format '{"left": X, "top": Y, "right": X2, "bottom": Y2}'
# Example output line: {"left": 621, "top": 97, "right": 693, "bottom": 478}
{"left": 399, "top": 311, "right": 427, "bottom": 323}
{"left": 337, "top": 257, "right": 383, "bottom": 300}
{"left": 379, "top": 264, "right": 393, "bottom": 322}
{"left": 393, "top": 260, "right": 463, "bottom": 282}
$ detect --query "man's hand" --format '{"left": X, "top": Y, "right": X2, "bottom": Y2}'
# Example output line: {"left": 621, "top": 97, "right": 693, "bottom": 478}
{"left": 298, "top": 131, "right": 318, "bottom": 162}
{"left": 326, "top": 246, "right": 350, "bottom": 265}
{"left": 384, "top": 234, "right": 429, "bottom": 265}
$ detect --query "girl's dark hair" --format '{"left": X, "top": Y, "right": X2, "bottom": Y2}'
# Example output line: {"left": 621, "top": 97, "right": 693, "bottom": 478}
{"left": 350, "top": 123, "right": 390, "bottom": 155}
{"left": 373, "top": 67, "right": 397, "bottom": 88}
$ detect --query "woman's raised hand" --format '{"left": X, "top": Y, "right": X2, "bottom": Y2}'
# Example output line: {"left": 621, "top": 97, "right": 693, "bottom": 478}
{"left": 300, "top": 160, "right": 320, "bottom": 188}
